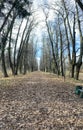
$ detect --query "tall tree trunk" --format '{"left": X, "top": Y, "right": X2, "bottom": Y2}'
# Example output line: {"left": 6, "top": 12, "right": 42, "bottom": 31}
{"left": 45, "top": 19, "right": 60, "bottom": 75}
{"left": 14, "top": 18, "right": 23, "bottom": 74}
{"left": 23, "top": 41, "right": 29, "bottom": 74}
{"left": 71, "top": 14, "right": 76, "bottom": 78}
{"left": 58, "top": 18, "right": 64, "bottom": 76}
{"left": 63, "top": 17, "right": 71, "bottom": 64}
{"left": 1, "top": 12, "right": 16, "bottom": 77}
{"left": 75, "top": 3, "right": 83, "bottom": 80}
{"left": 76, "top": 60, "right": 82, "bottom": 80}
{"left": 60, "top": 33, "right": 64, "bottom": 76}
{"left": 8, "top": 30, "right": 14, "bottom": 75}
{"left": 23, "top": 26, "right": 32, "bottom": 74}
{"left": 55, "top": 31, "right": 60, "bottom": 71}
{"left": 15, "top": 18, "right": 29, "bottom": 75}
{"left": 1, "top": 44, "right": 8, "bottom": 77}
{"left": 15, "top": 18, "right": 33, "bottom": 75}
{"left": 8, "top": 15, "right": 16, "bottom": 75}
{"left": 62, "top": 0, "right": 76, "bottom": 78}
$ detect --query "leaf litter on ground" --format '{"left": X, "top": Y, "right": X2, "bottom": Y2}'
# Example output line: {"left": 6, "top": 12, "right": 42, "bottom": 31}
{"left": 0, "top": 71, "right": 83, "bottom": 130}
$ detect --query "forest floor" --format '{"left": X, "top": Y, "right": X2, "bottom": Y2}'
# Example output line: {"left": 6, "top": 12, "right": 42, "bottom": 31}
{"left": 0, "top": 71, "right": 83, "bottom": 130}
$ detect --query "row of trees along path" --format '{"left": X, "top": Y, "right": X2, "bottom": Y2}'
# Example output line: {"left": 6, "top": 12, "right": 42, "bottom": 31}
{"left": 0, "top": 0, "right": 83, "bottom": 80}
{"left": 0, "top": 0, "right": 83, "bottom": 129}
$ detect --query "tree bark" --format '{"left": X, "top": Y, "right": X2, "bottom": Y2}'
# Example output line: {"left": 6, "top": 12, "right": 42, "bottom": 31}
{"left": 8, "top": 30, "right": 14, "bottom": 75}
{"left": 76, "top": 60, "right": 82, "bottom": 80}
{"left": 1, "top": 44, "right": 9, "bottom": 77}
{"left": 58, "top": 17, "right": 64, "bottom": 76}
{"left": 75, "top": 3, "right": 83, "bottom": 80}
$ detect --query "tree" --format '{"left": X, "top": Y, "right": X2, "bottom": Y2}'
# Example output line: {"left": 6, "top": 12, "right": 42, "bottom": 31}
{"left": 1, "top": 15, "right": 16, "bottom": 77}
{"left": 75, "top": 2, "right": 83, "bottom": 80}
{"left": 0, "top": 0, "right": 32, "bottom": 77}
{"left": 0, "top": 0, "right": 31, "bottom": 33}
{"left": 41, "top": 0, "right": 83, "bottom": 80}
{"left": 62, "top": 0, "right": 76, "bottom": 78}
{"left": 58, "top": 16, "right": 64, "bottom": 76}
{"left": 76, "top": 0, "right": 83, "bottom": 10}
{"left": 44, "top": 10, "right": 60, "bottom": 75}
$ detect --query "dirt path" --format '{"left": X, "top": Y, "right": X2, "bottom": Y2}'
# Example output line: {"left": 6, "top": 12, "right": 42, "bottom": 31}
{"left": 0, "top": 71, "right": 83, "bottom": 130}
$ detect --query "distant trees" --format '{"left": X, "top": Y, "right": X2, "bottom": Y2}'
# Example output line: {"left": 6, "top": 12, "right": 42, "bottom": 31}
{"left": 40, "top": 34, "right": 52, "bottom": 72}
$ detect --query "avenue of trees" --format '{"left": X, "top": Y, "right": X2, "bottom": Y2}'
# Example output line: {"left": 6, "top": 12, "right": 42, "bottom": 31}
{"left": 0, "top": 0, "right": 38, "bottom": 77}
{"left": 40, "top": 0, "right": 83, "bottom": 80}
{"left": 0, "top": 0, "right": 83, "bottom": 80}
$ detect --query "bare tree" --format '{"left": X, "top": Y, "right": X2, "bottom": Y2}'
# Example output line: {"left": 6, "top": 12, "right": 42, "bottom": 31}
{"left": 75, "top": 2, "right": 83, "bottom": 79}
{"left": 75, "top": 0, "right": 83, "bottom": 10}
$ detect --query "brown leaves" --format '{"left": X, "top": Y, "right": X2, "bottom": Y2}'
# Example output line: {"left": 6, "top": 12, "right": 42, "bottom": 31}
{"left": 0, "top": 72, "right": 83, "bottom": 129}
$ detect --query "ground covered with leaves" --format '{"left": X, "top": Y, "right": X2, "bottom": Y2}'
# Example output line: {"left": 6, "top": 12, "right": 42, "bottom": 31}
{"left": 0, "top": 71, "right": 83, "bottom": 130}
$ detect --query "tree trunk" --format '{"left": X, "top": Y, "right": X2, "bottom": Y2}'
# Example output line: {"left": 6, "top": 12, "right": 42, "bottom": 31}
{"left": 1, "top": 45, "right": 8, "bottom": 77}
{"left": 23, "top": 31, "right": 31, "bottom": 74}
{"left": 75, "top": 3, "right": 83, "bottom": 80}
{"left": 71, "top": 64, "right": 75, "bottom": 78}
{"left": 45, "top": 19, "right": 60, "bottom": 75}
{"left": 62, "top": 1, "right": 76, "bottom": 78}
{"left": 15, "top": 18, "right": 29, "bottom": 75}
{"left": 8, "top": 15, "right": 16, "bottom": 75}
{"left": 8, "top": 31, "right": 14, "bottom": 75}
{"left": 0, "top": 0, "right": 17, "bottom": 33}
{"left": 19, "top": 64, "right": 23, "bottom": 74}
{"left": 58, "top": 18, "right": 64, "bottom": 76}
{"left": 14, "top": 19, "right": 23, "bottom": 74}
{"left": 76, "top": 62, "right": 82, "bottom": 80}
{"left": 1, "top": 12, "right": 16, "bottom": 77}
